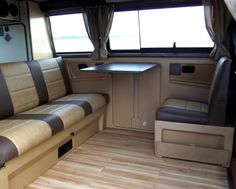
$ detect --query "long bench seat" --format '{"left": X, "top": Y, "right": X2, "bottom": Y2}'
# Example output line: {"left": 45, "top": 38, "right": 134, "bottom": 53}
{"left": 0, "top": 57, "right": 108, "bottom": 170}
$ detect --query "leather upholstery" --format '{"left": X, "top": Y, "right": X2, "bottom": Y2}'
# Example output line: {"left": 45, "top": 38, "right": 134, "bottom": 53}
{"left": 157, "top": 99, "right": 208, "bottom": 124}
{"left": 37, "top": 58, "right": 67, "bottom": 101}
{"left": 0, "top": 62, "right": 40, "bottom": 114}
{"left": 0, "top": 57, "right": 108, "bottom": 167}
{"left": 208, "top": 57, "right": 232, "bottom": 125}
{"left": 157, "top": 57, "right": 231, "bottom": 125}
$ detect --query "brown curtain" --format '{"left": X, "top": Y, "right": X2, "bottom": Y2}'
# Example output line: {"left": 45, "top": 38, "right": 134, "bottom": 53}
{"left": 203, "top": 0, "right": 232, "bottom": 60}
{"left": 83, "top": 8, "right": 100, "bottom": 59}
{"left": 45, "top": 14, "right": 56, "bottom": 57}
{"left": 83, "top": 5, "right": 114, "bottom": 60}
{"left": 224, "top": 0, "right": 236, "bottom": 21}
{"left": 98, "top": 6, "right": 114, "bottom": 59}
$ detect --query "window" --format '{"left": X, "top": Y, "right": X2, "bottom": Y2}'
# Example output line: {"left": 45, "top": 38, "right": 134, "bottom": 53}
{"left": 109, "top": 6, "right": 214, "bottom": 53}
{"left": 50, "top": 14, "right": 93, "bottom": 53}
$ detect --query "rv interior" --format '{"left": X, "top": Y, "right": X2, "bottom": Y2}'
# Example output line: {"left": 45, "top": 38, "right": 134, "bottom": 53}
{"left": 0, "top": 0, "right": 236, "bottom": 188}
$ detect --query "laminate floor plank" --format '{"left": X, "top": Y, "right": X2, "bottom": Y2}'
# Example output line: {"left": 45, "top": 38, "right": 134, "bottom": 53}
{"left": 26, "top": 128, "right": 229, "bottom": 189}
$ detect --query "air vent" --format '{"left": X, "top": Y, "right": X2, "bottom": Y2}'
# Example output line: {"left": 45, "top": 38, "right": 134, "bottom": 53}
{"left": 9, "top": 3, "right": 18, "bottom": 17}
{"left": 0, "top": 0, "right": 9, "bottom": 17}
{"left": 0, "top": 0, "right": 19, "bottom": 22}
{"left": 58, "top": 139, "right": 73, "bottom": 158}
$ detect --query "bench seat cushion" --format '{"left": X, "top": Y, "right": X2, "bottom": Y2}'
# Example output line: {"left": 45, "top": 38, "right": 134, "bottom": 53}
{"left": 157, "top": 99, "right": 208, "bottom": 124}
{"left": 0, "top": 93, "right": 107, "bottom": 167}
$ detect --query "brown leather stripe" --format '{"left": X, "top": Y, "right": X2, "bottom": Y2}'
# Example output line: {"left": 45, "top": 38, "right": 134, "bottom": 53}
{"left": 0, "top": 136, "right": 18, "bottom": 167}
{"left": 50, "top": 100, "right": 93, "bottom": 116}
{"left": 9, "top": 114, "right": 64, "bottom": 135}
{"left": 0, "top": 69, "right": 14, "bottom": 119}
{"left": 26, "top": 61, "right": 49, "bottom": 105}
{"left": 55, "top": 57, "right": 72, "bottom": 95}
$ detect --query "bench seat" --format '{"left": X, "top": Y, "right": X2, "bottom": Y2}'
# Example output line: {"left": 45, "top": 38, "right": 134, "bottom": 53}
{"left": 0, "top": 93, "right": 107, "bottom": 167}
{"left": 0, "top": 57, "right": 108, "bottom": 169}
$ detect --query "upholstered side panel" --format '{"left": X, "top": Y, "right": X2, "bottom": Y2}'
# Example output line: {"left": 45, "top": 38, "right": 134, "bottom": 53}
{"left": 0, "top": 62, "right": 39, "bottom": 114}
{"left": 38, "top": 58, "right": 66, "bottom": 101}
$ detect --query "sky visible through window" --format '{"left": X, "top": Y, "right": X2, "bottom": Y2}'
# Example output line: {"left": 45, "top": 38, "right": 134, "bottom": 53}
{"left": 109, "top": 6, "right": 214, "bottom": 50}
{"left": 50, "top": 14, "right": 93, "bottom": 52}
{"left": 50, "top": 6, "right": 214, "bottom": 53}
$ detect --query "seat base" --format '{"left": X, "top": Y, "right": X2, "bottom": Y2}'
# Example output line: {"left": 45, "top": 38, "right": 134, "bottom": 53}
{"left": 155, "top": 120, "right": 234, "bottom": 167}
{"left": 0, "top": 107, "right": 106, "bottom": 189}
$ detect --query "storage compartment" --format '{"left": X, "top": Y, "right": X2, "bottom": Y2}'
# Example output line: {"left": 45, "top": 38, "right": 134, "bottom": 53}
{"left": 155, "top": 120, "right": 234, "bottom": 167}
{"left": 162, "top": 129, "right": 224, "bottom": 149}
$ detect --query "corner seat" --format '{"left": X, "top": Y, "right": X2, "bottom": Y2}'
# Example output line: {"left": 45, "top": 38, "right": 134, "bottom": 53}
{"left": 156, "top": 57, "right": 231, "bottom": 126}
{"left": 157, "top": 99, "right": 208, "bottom": 124}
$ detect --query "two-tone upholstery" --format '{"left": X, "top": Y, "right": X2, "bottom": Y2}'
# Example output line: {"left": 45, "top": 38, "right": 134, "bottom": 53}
{"left": 157, "top": 99, "right": 208, "bottom": 124}
{"left": 157, "top": 57, "right": 231, "bottom": 125}
{"left": 0, "top": 57, "right": 107, "bottom": 167}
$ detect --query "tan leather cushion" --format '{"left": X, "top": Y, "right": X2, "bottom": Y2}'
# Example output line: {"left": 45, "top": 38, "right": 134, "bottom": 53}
{"left": 157, "top": 99, "right": 208, "bottom": 124}
{"left": 0, "top": 93, "right": 107, "bottom": 166}
{"left": 0, "top": 62, "right": 39, "bottom": 114}
{"left": 0, "top": 119, "right": 51, "bottom": 166}
{"left": 163, "top": 99, "right": 208, "bottom": 113}
{"left": 38, "top": 58, "right": 66, "bottom": 101}
{"left": 55, "top": 94, "right": 106, "bottom": 113}
{"left": 22, "top": 104, "right": 85, "bottom": 130}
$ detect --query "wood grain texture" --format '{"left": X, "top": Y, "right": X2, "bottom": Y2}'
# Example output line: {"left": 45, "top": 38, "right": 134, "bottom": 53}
{"left": 26, "top": 129, "right": 229, "bottom": 189}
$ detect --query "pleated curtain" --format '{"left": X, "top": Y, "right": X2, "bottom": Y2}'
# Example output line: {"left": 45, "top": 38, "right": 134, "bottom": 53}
{"left": 203, "top": 0, "right": 232, "bottom": 60}
{"left": 83, "top": 5, "right": 114, "bottom": 60}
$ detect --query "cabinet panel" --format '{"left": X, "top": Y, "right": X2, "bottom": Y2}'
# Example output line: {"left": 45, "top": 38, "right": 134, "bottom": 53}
{"left": 113, "top": 74, "right": 133, "bottom": 128}
{"left": 139, "top": 67, "right": 160, "bottom": 130}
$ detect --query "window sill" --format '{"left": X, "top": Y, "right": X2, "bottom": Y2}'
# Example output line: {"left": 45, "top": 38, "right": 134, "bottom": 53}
{"left": 107, "top": 52, "right": 211, "bottom": 58}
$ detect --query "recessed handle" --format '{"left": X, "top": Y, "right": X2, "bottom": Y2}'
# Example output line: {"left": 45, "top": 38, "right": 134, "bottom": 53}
{"left": 182, "top": 65, "right": 195, "bottom": 73}
{"left": 78, "top": 64, "right": 88, "bottom": 70}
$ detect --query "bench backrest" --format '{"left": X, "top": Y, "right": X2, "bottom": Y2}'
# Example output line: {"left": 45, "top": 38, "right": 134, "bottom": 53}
{"left": 0, "top": 57, "right": 71, "bottom": 117}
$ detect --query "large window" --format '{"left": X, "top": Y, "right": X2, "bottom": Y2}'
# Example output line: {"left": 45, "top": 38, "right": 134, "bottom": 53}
{"left": 109, "top": 6, "right": 214, "bottom": 52}
{"left": 50, "top": 14, "right": 93, "bottom": 53}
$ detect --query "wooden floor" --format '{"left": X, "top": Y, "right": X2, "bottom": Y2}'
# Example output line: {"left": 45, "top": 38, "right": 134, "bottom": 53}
{"left": 26, "top": 129, "right": 229, "bottom": 189}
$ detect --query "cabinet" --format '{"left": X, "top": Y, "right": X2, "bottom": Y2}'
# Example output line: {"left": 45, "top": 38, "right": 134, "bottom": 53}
{"left": 81, "top": 62, "right": 160, "bottom": 131}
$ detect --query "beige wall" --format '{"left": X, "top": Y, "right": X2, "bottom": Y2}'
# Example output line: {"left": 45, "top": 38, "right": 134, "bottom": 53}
{"left": 28, "top": 1, "right": 53, "bottom": 60}
{"left": 65, "top": 57, "right": 215, "bottom": 132}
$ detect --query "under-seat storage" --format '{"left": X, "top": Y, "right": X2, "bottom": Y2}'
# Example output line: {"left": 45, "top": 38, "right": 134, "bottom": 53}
{"left": 155, "top": 120, "right": 234, "bottom": 167}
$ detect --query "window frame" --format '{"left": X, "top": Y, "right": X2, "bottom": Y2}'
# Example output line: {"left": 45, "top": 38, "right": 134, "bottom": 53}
{"left": 107, "top": 41, "right": 213, "bottom": 55}
{"left": 48, "top": 2, "right": 214, "bottom": 57}
{"left": 49, "top": 12, "right": 93, "bottom": 55}
{"left": 107, "top": 6, "right": 214, "bottom": 55}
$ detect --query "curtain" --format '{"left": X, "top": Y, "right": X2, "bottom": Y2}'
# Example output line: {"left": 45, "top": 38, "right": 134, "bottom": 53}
{"left": 83, "top": 8, "right": 100, "bottom": 59}
{"left": 83, "top": 5, "right": 114, "bottom": 60}
{"left": 98, "top": 6, "right": 114, "bottom": 59}
{"left": 45, "top": 14, "right": 56, "bottom": 57}
{"left": 224, "top": 0, "right": 236, "bottom": 21}
{"left": 203, "top": 0, "right": 232, "bottom": 60}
